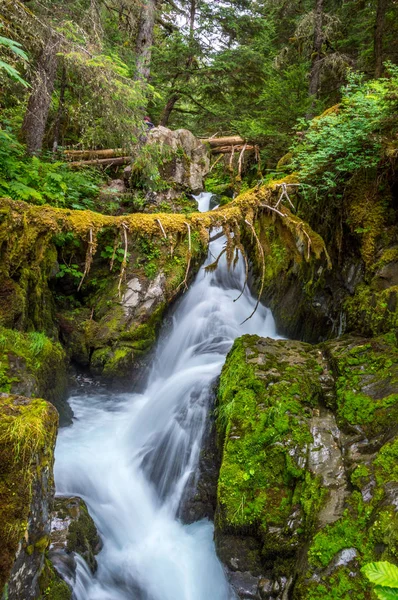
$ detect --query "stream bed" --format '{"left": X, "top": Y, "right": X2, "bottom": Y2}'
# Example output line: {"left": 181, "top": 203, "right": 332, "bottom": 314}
{"left": 54, "top": 193, "right": 279, "bottom": 600}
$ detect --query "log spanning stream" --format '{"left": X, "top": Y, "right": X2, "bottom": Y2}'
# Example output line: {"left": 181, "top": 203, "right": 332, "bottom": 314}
{"left": 54, "top": 193, "right": 279, "bottom": 600}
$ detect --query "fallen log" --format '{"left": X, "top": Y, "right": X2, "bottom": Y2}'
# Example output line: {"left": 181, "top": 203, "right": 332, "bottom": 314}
{"left": 65, "top": 148, "right": 125, "bottom": 160}
{"left": 201, "top": 135, "right": 245, "bottom": 148}
{"left": 212, "top": 145, "right": 255, "bottom": 155}
{"left": 68, "top": 156, "right": 132, "bottom": 168}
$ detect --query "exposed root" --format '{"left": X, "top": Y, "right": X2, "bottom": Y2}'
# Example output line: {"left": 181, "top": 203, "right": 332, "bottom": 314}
{"left": 77, "top": 228, "right": 95, "bottom": 291}
{"left": 205, "top": 247, "right": 227, "bottom": 273}
{"left": 156, "top": 218, "right": 167, "bottom": 239}
{"left": 176, "top": 222, "right": 192, "bottom": 293}
{"left": 117, "top": 222, "right": 129, "bottom": 298}
{"left": 238, "top": 142, "right": 248, "bottom": 177}
{"left": 233, "top": 244, "right": 249, "bottom": 303}
{"left": 241, "top": 220, "right": 265, "bottom": 324}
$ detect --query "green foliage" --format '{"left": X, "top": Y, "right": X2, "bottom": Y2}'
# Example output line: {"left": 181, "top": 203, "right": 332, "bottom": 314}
{"left": 362, "top": 562, "right": 398, "bottom": 600}
{"left": 290, "top": 67, "right": 398, "bottom": 202}
{"left": 0, "top": 129, "right": 102, "bottom": 208}
{"left": 0, "top": 28, "right": 29, "bottom": 87}
{"left": 55, "top": 264, "right": 84, "bottom": 281}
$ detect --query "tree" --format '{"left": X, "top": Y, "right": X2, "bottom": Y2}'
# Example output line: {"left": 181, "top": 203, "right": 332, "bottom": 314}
{"left": 21, "top": 34, "right": 60, "bottom": 154}
{"left": 135, "top": 0, "right": 157, "bottom": 80}
{"left": 374, "top": 0, "right": 388, "bottom": 77}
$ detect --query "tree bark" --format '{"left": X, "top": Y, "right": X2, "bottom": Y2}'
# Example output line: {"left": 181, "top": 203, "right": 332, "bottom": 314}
{"left": 52, "top": 63, "right": 67, "bottom": 154}
{"left": 135, "top": 0, "right": 157, "bottom": 80}
{"left": 307, "top": 0, "right": 324, "bottom": 116}
{"left": 21, "top": 35, "right": 61, "bottom": 155}
{"left": 374, "top": 0, "right": 388, "bottom": 78}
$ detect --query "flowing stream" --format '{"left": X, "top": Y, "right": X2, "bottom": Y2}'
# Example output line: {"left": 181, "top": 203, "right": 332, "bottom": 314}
{"left": 54, "top": 192, "right": 279, "bottom": 600}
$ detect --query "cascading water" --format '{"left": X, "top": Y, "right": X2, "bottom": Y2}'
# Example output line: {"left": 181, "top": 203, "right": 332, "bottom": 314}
{"left": 54, "top": 193, "right": 279, "bottom": 600}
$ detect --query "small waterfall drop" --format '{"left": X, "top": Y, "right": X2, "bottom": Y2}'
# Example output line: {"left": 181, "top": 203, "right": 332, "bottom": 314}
{"left": 54, "top": 193, "right": 279, "bottom": 600}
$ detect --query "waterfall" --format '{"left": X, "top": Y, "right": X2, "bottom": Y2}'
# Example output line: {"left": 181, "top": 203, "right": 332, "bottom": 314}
{"left": 54, "top": 193, "right": 279, "bottom": 600}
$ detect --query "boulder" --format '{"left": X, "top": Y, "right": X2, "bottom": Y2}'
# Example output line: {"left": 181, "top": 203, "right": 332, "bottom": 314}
{"left": 214, "top": 334, "right": 398, "bottom": 599}
{"left": 148, "top": 126, "right": 210, "bottom": 194}
{"left": 0, "top": 395, "right": 58, "bottom": 600}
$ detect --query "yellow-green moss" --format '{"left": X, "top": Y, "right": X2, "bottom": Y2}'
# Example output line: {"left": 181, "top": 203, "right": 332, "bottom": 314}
{"left": 0, "top": 395, "right": 58, "bottom": 592}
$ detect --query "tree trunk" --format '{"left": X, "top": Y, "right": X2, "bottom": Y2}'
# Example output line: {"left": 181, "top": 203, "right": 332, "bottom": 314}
{"left": 21, "top": 36, "right": 61, "bottom": 155}
{"left": 307, "top": 0, "right": 324, "bottom": 116}
{"left": 52, "top": 63, "right": 67, "bottom": 154}
{"left": 160, "top": 93, "right": 180, "bottom": 126}
{"left": 159, "top": 0, "right": 197, "bottom": 125}
{"left": 374, "top": 0, "right": 388, "bottom": 78}
{"left": 135, "top": 0, "right": 157, "bottom": 80}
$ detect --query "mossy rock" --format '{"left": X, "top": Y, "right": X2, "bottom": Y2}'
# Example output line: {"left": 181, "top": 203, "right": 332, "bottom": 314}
{"left": 0, "top": 394, "right": 58, "bottom": 599}
{"left": 0, "top": 327, "right": 67, "bottom": 406}
{"left": 215, "top": 334, "right": 398, "bottom": 599}
{"left": 50, "top": 496, "right": 101, "bottom": 575}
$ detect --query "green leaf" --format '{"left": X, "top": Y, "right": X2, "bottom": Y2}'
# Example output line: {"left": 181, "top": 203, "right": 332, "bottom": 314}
{"left": 374, "top": 586, "right": 398, "bottom": 600}
{"left": 362, "top": 562, "right": 398, "bottom": 588}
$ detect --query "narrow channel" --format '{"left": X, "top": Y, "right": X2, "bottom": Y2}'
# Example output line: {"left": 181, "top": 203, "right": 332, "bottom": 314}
{"left": 54, "top": 193, "right": 279, "bottom": 600}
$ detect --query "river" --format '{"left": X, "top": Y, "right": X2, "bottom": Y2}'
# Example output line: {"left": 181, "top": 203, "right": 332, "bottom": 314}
{"left": 54, "top": 192, "right": 279, "bottom": 600}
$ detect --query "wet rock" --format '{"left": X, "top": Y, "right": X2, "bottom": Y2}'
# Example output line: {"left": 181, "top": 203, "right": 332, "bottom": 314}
{"left": 49, "top": 496, "right": 101, "bottom": 576}
{"left": 0, "top": 395, "right": 58, "bottom": 600}
{"left": 214, "top": 333, "right": 398, "bottom": 599}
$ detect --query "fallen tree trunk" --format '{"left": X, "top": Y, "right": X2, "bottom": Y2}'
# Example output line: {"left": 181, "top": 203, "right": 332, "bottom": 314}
{"left": 68, "top": 156, "right": 132, "bottom": 168}
{"left": 65, "top": 149, "right": 125, "bottom": 160}
{"left": 212, "top": 144, "right": 255, "bottom": 155}
{"left": 201, "top": 136, "right": 245, "bottom": 148}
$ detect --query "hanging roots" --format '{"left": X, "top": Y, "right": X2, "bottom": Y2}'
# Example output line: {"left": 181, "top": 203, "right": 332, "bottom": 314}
{"left": 156, "top": 218, "right": 167, "bottom": 239}
{"left": 176, "top": 222, "right": 192, "bottom": 293}
{"left": 118, "top": 222, "right": 129, "bottom": 298}
{"left": 241, "top": 220, "right": 266, "bottom": 324}
{"left": 233, "top": 243, "right": 249, "bottom": 303}
{"left": 78, "top": 228, "right": 95, "bottom": 291}
{"left": 205, "top": 247, "right": 227, "bottom": 273}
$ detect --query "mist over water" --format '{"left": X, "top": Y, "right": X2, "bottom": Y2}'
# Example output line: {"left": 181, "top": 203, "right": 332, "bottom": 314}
{"left": 54, "top": 193, "right": 279, "bottom": 600}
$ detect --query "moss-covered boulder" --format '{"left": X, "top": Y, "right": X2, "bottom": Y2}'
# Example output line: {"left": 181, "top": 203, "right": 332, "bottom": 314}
{"left": 215, "top": 334, "right": 398, "bottom": 599}
{"left": 49, "top": 497, "right": 101, "bottom": 578}
{"left": 0, "top": 328, "right": 67, "bottom": 405}
{"left": 0, "top": 394, "right": 58, "bottom": 600}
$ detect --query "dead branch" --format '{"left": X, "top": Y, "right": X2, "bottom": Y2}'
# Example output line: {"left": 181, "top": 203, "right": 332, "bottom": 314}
{"left": 201, "top": 135, "right": 245, "bottom": 147}
{"left": 209, "top": 154, "right": 224, "bottom": 173}
{"left": 68, "top": 156, "right": 132, "bottom": 168}
{"left": 238, "top": 142, "right": 248, "bottom": 177}
{"left": 275, "top": 183, "right": 300, "bottom": 210}
{"left": 64, "top": 148, "right": 124, "bottom": 160}
{"left": 213, "top": 144, "right": 254, "bottom": 155}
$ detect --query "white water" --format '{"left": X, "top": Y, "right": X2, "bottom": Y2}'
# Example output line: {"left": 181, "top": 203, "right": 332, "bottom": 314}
{"left": 54, "top": 193, "right": 279, "bottom": 600}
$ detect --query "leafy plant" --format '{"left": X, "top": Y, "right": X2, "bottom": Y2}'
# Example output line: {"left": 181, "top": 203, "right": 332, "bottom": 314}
{"left": 362, "top": 561, "right": 398, "bottom": 599}
{"left": 0, "top": 29, "right": 29, "bottom": 87}
{"left": 55, "top": 264, "right": 84, "bottom": 281}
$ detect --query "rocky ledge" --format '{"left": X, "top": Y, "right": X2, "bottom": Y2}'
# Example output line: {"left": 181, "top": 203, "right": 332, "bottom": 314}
{"left": 213, "top": 333, "right": 398, "bottom": 599}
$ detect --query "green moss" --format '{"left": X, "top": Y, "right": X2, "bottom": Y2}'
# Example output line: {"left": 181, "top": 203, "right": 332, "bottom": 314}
{"left": 216, "top": 336, "right": 323, "bottom": 548}
{"left": 0, "top": 395, "right": 58, "bottom": 592}
{"left": 0, "top": 326, "right": 67, "bottom": 404}
{"left": 39, "top": 558, "right": 71, "bottom": 600}
{"left": 66, "top": 502, "right": 100, "bottom": 573}
{"left": 327, "top": 335, "right": 398, "bottom": 436}
{"left": 344, "top": 283, "right": 398, "bottom": 337}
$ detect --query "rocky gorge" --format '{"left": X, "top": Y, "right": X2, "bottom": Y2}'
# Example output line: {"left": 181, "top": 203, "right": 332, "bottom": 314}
{"left": 1, "top": 117, "right": 398, "bottom": 600}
